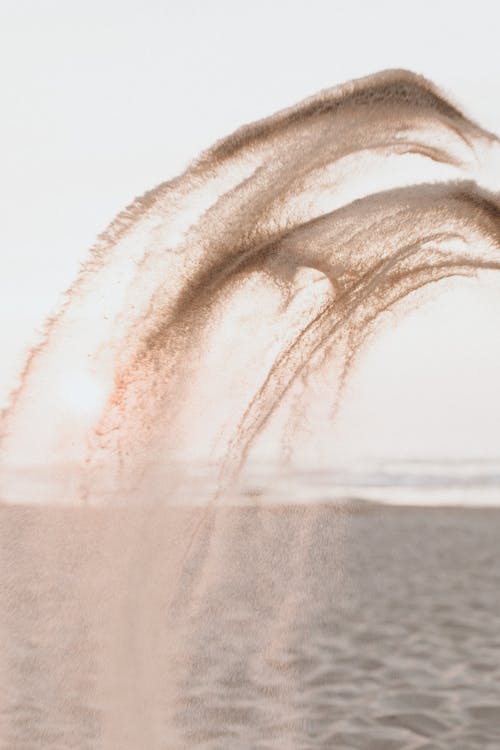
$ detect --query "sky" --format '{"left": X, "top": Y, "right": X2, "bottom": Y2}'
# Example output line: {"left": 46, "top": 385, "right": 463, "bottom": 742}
{"left": 0, "top": 0, "right": 499, "bottom": 469}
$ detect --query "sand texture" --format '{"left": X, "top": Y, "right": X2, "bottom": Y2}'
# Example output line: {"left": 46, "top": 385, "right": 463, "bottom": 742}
{"left": 0, "top": 504, "right": 499, "bottom": 749}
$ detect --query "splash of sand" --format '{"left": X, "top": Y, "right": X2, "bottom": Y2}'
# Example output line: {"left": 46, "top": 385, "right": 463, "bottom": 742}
{"left": 1, "top": 69, "right": 500, "bottom": 750}
{"left": 1, "top": 69, "right": 500, "bottom": 504}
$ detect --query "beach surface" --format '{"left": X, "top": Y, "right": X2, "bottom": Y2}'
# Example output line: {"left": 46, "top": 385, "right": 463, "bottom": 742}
{"left": 0, "top": 503, "right": 499, "bottom": 749}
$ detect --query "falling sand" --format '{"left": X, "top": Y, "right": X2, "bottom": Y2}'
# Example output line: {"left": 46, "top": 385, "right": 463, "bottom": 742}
{"left": 0, "top": 70, "right": 500, "bottom": 748}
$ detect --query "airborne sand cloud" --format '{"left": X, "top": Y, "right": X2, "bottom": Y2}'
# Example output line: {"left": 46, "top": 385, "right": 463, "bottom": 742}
{"left": 1, "top": 69, "right": 500, "bottom": 505}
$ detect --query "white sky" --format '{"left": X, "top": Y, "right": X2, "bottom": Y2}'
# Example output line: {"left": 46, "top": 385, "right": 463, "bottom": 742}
{"left": 1, "top": 0, "right": 499, "bottom": 466}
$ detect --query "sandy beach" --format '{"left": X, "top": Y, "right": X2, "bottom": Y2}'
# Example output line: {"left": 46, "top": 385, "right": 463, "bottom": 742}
{"left": 0, "top": 503, "right": 499, "bottom": 749}
{"left": 2, "top": 4, "right": 500, "bottom": 750}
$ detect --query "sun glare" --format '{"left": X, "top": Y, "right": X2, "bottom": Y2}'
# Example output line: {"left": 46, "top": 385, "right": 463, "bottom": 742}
{"left": 61, "top": 372, "right": 107, "bottom": 420}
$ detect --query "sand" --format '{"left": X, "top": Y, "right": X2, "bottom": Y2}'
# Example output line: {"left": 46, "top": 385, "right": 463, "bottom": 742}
{"left": 0, "top": 503, "right": 499, "bottom": 749}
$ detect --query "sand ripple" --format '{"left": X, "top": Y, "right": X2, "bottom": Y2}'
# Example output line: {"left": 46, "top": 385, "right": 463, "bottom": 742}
{"left": 1, "top": 505, "right": 499, "bottom": 748}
